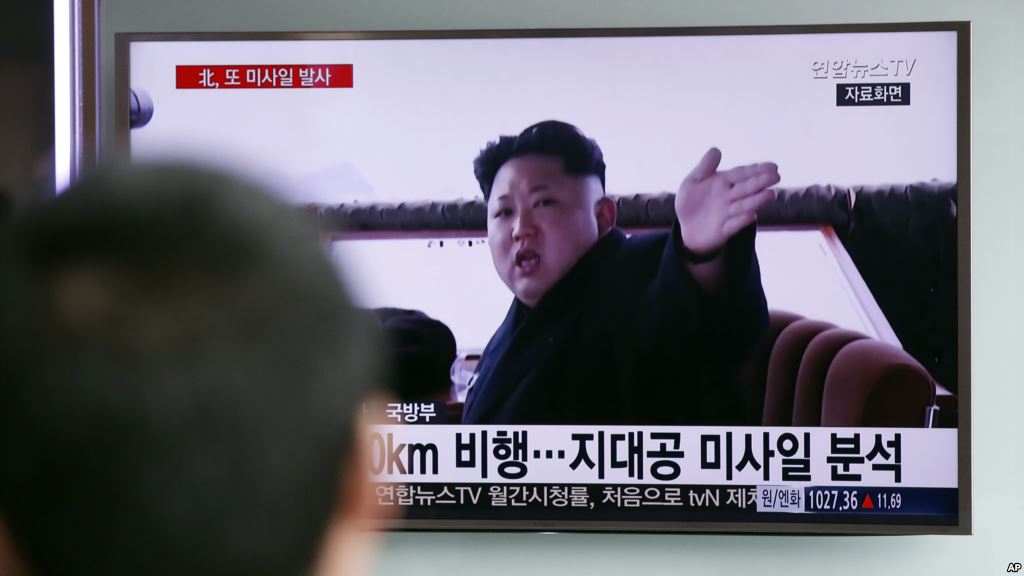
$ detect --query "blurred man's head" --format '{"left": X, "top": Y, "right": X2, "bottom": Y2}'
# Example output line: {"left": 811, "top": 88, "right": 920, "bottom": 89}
{"left": 0, "top": 164, "right": 383, "bottom": 576}
{"left": 473, "top": 121, "right": 616, "bottom": 307}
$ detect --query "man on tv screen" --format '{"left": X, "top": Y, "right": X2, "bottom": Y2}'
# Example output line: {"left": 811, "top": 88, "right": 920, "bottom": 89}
{"left": 462, "top": 120, "right": 780, "bottom": 425}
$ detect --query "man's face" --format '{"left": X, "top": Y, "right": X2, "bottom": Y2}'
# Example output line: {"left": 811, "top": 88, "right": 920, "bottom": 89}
{"left": 486, "top": 155, "right": 605, "bottom": 308}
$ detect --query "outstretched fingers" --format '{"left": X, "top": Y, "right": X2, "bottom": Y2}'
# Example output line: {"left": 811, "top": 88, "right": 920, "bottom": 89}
{"left": 727, "top": 169, "right": 780, "bottom": 200}
{"left": 727, "top": 187, "right": 775, "bottom": 218}
{"left": 721, "top": 162, "right": 778, "bottom": 185}
{"left": 677, "top": 148, "right": 781, "bottom": 250}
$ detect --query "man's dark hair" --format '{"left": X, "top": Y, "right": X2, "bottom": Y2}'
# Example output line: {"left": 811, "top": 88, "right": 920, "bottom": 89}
{"left": 0, "top": 164, "right": 380, "bottom": 576}
{"left": 473, "top": 120, "right": 606, "bottom": 201}
{"left": 374, "top": 308, "right": 456, "bottom": 402}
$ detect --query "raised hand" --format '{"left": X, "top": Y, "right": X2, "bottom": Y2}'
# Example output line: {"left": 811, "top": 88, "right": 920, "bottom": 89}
{"left": 675, "top": 148, "right": 780, "bottom": 257}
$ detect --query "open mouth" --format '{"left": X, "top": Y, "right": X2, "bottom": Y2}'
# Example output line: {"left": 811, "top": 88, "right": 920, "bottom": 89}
{"left": 515, "top": 249, "right": 541, "bottom": 275}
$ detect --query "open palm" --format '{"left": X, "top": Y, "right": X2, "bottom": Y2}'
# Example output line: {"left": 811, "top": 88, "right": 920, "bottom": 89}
{"left": 675, "top": 148, "right": 780, "bottom": 256}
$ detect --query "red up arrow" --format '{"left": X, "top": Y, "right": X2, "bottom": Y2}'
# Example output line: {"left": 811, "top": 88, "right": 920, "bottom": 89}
{"left": 862, "top": 494, "right": 875, "bottom": 509}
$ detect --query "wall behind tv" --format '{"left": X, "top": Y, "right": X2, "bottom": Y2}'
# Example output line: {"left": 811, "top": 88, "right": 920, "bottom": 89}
{"left": 99, "top": 1, "right": 1021, "bottom": 574}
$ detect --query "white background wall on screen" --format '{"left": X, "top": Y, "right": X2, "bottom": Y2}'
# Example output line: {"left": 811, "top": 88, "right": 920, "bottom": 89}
{"left": 128, "top": 33, "right": 955, "bottom": 204}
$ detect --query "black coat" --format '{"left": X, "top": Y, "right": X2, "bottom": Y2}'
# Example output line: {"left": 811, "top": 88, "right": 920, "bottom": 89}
{"left": 462, "top": 223, "right": 768, "bottom": 425}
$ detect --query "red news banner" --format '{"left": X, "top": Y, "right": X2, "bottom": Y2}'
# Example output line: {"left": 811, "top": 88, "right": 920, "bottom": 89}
{"left": 176, "top": 64, "right": 354, "bottom": 89}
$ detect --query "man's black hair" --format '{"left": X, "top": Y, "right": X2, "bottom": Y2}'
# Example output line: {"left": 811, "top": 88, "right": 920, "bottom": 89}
{"left": 374, "top": 307, "right": 456, "bottom": 401}
{"left": 473, "top": 120, "right": 606, "bottom": 201}
{"left": 0, "top": 164, "right": 381, "bottom": 576}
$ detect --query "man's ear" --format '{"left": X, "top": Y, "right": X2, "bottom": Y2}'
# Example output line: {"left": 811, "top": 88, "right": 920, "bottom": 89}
{"left": 595, "top": 196, "right": 617, "bottom": 236}
{"left": 312, "top": 395, "right": 398, "bottom": 576}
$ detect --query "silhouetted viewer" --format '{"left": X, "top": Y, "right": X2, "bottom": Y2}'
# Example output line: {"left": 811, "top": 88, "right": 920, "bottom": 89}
{"left": 0, "top": 165, "right": 385, "bottom": 576}
{"left": 463, "top": 121, "right": 778, "bottom": 425}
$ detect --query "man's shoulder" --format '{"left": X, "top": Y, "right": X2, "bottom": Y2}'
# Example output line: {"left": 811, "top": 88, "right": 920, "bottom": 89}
{"left": 609, "top": 228, "right": 676, "bottom": 267}
{"left": 591, "top": 227, "right": 679, "bottom": 288}
{"left": 620, "top": 228, "right": 673, "bottom": 251}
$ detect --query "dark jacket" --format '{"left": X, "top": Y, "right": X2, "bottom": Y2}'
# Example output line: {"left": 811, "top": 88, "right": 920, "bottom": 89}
{"left": 462, "top": 223, "right": 768, "bottom": 425}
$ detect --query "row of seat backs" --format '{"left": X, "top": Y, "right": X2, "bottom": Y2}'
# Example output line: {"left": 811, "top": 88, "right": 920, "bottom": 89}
{"left": 745, "top": 311, "right": 941, "bottom": 427}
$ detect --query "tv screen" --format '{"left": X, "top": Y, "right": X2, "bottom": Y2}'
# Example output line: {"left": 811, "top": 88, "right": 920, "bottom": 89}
{"left": 116, "top": 22, "right": 969, "bottom": 534}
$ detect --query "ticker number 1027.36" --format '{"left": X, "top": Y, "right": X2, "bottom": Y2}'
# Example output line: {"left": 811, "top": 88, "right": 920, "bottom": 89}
{"left": 807, "top": 489, "right": 903, "bottom": 511}
{"left": 808, "top": 489, "right": 859, "bottom": 511}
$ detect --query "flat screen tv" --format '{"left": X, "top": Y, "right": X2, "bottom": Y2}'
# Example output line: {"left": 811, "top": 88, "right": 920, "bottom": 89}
{"left": 116, "top": 22, "right": 970, "bottom": 534}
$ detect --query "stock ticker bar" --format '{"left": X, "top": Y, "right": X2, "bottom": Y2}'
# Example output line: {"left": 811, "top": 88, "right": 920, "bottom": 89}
{"left": 800, "top": 486, "right": 957, "bottom": 516}
{"left": 374, "top": 482, "right": 958, "bottom": 524}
